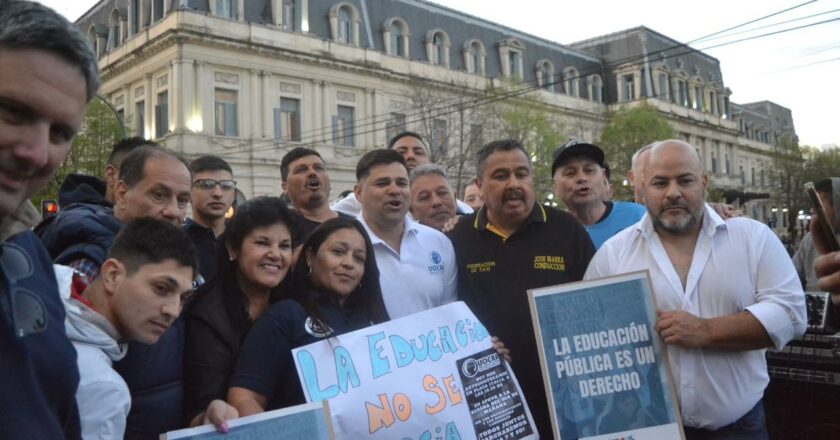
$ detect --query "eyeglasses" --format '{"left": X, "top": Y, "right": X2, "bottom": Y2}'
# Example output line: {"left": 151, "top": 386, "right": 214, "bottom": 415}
{"left": 0, "top": 243, "right": 47, "bottom": 339}
{"left": 193, "top": 179, "right": 236, "bottom": 191}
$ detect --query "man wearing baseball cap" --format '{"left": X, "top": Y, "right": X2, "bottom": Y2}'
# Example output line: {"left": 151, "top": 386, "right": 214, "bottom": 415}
{"left": 552, "top": 140, "right": 646, "bottom": 249}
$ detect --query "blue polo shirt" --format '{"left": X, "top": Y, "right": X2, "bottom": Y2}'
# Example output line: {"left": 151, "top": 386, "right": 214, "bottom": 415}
{"left": 229, "top": 291, "right": 372, "bottom": 410}
{"left": 584, "top": 201, "right": 646, "bottom": 249}
{"left": 1, "top": 230, "right": 81, "bottom": 438}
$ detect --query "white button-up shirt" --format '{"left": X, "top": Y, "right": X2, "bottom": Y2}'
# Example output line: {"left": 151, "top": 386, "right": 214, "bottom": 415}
{"left": 358, "top": 214, "right": 458, "bottom": 319}
{"left": 585, "top": 204, "right": 806, "bottom": 430}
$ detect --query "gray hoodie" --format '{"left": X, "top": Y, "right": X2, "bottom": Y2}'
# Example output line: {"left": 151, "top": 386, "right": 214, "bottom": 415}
{"left": 55, "top": 265, "right": 130, "bottom": 439}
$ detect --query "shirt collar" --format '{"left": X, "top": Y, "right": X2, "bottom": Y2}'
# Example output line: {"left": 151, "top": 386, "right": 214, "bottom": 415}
{"left": 356, "top": 213, "right": 416, "bottom": 246}
{"left": 473, "top": 202, "right": 547, "bottom": 232}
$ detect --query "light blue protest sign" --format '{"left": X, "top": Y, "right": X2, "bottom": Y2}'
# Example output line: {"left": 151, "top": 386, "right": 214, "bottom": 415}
{"left": 528, "top": 271, "right": 684, "bottom": 440}
{"left": 159, "top": 401, "right": 332, "bottom": 440}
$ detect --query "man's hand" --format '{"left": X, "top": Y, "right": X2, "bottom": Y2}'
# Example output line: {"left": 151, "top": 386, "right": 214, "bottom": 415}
{"left": 655, "top": 310, "right": 712, "bottom": 348}
{"left": 491, "top": 336, "right": 512, "bottom": 363}
{"left": 442, "top": 215, "right": 462, "bottom": 233}
{"left": 709, "top": 203, "right": 737, "bottom": 219}
{"left": 810, "top": 214, "right": 840, "bottom": 304}
{"left": 203, "top": 399, "right": 239, "bottom": 433}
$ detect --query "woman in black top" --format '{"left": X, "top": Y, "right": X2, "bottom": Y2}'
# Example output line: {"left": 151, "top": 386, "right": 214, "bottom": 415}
{"left": 183, "top": 197, "right": 296, "bottom": 425}
{"left": 228, "top": 216, "right": 388, "bottom": 415}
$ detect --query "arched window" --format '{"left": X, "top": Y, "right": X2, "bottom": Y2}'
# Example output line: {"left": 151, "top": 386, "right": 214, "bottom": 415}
{"left": 88, "top": 26, "right": 100, "bottom": 58}
{"left": 564, "top": 67, "right": 580, "bottom": 97}
{"left": 536, "top": 60, "right": 554, "bottom": 91}
{"left": 382, "top": 18, "right": 409, "bottom": 58}
{"left": 587, "top": 75, "right": 603, "bottom": 102}
{"left": 330, "top": 3, "right": 360, "bottom": 46}
{"left": 425, "top": 29, "right": 450, "bottom": 67}
{"left": 109, "top": 9, "right": 121, "bottom": 50}
{"left": 463, "top": 39, "right": 485, "bottom": 75}
{"left": 338, "top": 7, "right": 351, "bottom": 43}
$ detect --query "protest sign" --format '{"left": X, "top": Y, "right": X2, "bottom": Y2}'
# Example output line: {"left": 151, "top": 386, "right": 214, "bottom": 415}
{"left": 293, "top": 301, "right": 537, "bottom": 440}
{"left": 528, "top": 271, "right": 684, "bottom": 440}
{"left": 159, "top": 401, "right": 333, "bottom": 440}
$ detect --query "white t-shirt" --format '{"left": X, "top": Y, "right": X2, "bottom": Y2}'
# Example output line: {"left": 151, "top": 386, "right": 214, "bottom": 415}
{"left": 357, "top": 214, "right": 458, "bottom": 319}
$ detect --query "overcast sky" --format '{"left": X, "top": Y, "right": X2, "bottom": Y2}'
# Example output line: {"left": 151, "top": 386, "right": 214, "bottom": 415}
{"left": 39, "top": 0, "right": 840, "bottom": 147}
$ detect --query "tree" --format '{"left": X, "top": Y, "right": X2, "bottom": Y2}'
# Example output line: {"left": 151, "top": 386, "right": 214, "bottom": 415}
{"left": 598, "top": 103, "right": 675, "bottom": 200}
{"left": 33, "top": 98, "right": 123, "bottom": 205}
{"left": 408, "top": 78, "right": 493, "bottom": 195}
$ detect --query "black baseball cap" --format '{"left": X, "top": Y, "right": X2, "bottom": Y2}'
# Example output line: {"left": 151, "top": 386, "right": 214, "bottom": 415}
{"left": 551, "top": 140, "right": 606, "bottom": 176}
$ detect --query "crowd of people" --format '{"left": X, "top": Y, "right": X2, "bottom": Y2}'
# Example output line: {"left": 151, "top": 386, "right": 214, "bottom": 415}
{"left": 2, "top": 2, "right": 840, "bottom": 439}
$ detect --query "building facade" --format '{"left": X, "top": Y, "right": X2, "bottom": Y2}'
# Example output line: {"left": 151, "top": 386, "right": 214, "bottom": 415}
{"left": 76, "top": 0, "right": 796, "bottom": 228}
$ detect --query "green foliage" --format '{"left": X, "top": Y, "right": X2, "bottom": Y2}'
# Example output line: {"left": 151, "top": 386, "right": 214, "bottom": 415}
{"left": 599, "top": 104, "right": 675, "bottom": 199}
{"left": 33, "top": 99, "right": 122, "bottom": 205}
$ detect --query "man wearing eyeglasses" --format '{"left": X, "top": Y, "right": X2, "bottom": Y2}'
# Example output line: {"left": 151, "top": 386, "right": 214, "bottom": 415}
{"left": 0, "top": 2, "right": 100, "bottom": 438}
{"left": 185, "top": 155, "right": 236, "bottom": 283}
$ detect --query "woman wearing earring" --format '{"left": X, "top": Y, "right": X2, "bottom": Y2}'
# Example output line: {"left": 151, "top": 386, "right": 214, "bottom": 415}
{"left": 227, "top": 216, "right": 388, "bottom": 415}
{"left": 183, "top": 197, "right": 296, "bottom": 426}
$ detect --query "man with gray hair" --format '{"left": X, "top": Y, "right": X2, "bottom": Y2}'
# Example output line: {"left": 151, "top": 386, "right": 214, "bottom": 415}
{"left": 628, "top": 142, "right": 656, "bottom": 204}
{"left": 0, "top": 1, "right": 100, "bottom": 437}
{"left": 409, "top": 163, "right": 458, "bottom": 231}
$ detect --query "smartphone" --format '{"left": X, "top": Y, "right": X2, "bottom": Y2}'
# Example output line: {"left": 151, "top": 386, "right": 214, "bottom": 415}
{"left": 805, "top": 182, "right": 840, "bottom": 252}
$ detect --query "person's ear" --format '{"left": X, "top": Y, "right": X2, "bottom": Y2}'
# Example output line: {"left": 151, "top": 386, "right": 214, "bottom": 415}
{"left": 100, "top": 258, "right": 126, "bottom": 295}
{"left": 225, "top": 242, "right": 237, "bottom": 261}
{"left": 115, "top": 180, "right": 128, "bottom": 207}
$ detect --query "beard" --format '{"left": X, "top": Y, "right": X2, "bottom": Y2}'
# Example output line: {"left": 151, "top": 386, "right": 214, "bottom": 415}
{"left": 651, "top": 204, "right": 702, "bottom": 234}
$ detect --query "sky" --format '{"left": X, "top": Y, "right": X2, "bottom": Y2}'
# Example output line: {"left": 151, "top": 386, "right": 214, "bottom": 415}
{"left": 39, "top": 0, "right": 840, "bottom": 147}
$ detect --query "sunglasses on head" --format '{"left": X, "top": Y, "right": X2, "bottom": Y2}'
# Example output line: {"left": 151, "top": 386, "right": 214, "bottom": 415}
{"left": 0, "top": 243, "right": 47, "bottom": 339}
{"left": 193, "top": 179, "right": 236, "bottom": 191}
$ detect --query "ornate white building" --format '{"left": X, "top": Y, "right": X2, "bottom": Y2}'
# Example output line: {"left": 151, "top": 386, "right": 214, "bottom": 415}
{"left": 76, "top": 0, "right": 796, "bottom": 226}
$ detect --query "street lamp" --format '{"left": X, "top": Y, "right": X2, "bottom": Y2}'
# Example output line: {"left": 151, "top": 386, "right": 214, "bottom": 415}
{"left": 95, "top": 94, "right": 126, "bottom": 138}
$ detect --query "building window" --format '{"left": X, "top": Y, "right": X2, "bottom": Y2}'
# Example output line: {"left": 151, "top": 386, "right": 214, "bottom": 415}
{"left": 153, "top": 0, "right": 164, "bottom": 22}
{"left": 432, "top": 119, "right": 447, "bottom": 160}
{"left": 135, "top": 100, "right": 145, "bottom": 137}
{"left": 657, "top": 73, "right": 669, "bottom": 101}
{"left": 108, "top": 9, "right": 121, "bottom": 50}
{"left": 425, "top": 30, "right": 450, "bottom": 67}
{"left": 508, "top": 51, "right": 522, "bottom": 79}
{"left": 154, "top": 91, "right": 168, "bottom": 138}
{"left": 709, "top": 91, "right": 718, "bottom": 115}
{"left": 464, "top": 40, "right": 485, "bottom": 75}
{"left": 536, "top": 60, "right": 554, "bottom": 91}
{"left": 333, "top": 105, "right": 354, "bottom": 146}
{"left": 281, "top": 0, "right": 295, "bottom": 31}
{"left": 588, "top": 75, "right": 603, "bottom": 103}
{"left": 751, "top": 167, "right": 756, "bottom": 186}
{"left": 725, "top": 146, "right": 731, "bottom": 174}
{"left": 740, "top": 165, "right": 745, "bottom": 186}
{"left": 497, "top": 38, "right": 524, "bottom": 79}
{"left": 693, "top": 85, "right": 703, "bottom": 110}
{"left": 338, "top": 7, "right": 351, "bottom": 43}
{"left": 621, "top": 74, "right": 634, "bottom": 102}
{"left": 383, "top": 18, "right": 408, "bottom": 58}
{"left": 274, "top": 97, "right": 300, "bottom": 141}
{"left": 216, "top": 0, "right": 238, "bottom": 20}
{"left": 130, "top": 0, "right": 140, "bottom": 34}
{"left": 677, "top": 80, "right": 688, "bottom": 107}
{"left": 564, "top": 68, "right": 580, "bottom": 97}
{"left": 215, "top": 89, "right": 238, "bottom": 137}
{"left": 330, "top": 3, "right": 359, "bottom": 46}
{"left": 386, "top": 113, "right": 406, "bottom": 142}
{"left": 723, "top": 96, "right": 730, "bottom": 119}
{"left": 711, "top": 151, "right": 717, "bottom": 174}
{"left": 117, "top": 108, "right": 125, "bottom": 126}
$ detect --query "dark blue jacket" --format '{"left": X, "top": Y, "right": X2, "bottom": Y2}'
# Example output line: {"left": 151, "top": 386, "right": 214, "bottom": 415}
{"left": 34, "top": 201, "right": 122, "bottom": 268}
{"left": 1, "top": 230, "right": 81, "bottom": 438}
{"left": 57, "top": 173, "right": 110, "bottom": 209}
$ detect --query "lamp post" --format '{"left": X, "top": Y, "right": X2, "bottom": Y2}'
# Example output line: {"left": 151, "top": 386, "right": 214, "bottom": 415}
{"left": 95, "top": 94, "right": 126, "bottom": 138}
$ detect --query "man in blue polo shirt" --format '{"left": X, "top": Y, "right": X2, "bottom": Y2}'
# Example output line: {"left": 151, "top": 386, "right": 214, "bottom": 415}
{"left": 0, "top": 1, "right": 101, "bottom": 437}
{"left": 552, "top": 140, "right": 646, "bottom": 249}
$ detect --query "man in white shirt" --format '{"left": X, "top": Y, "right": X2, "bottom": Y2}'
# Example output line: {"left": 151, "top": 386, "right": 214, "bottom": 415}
{"left": 354, "top": 149, "right": 457, "bottom": 319}
{"left": 585, "top": 140, "right": 806, "bottom": 437}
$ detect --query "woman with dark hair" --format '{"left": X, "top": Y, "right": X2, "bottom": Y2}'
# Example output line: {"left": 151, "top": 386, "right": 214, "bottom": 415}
{"left": 227, "top": 216, "right": 388, "bottom": 415}
{"left": 183, "top": 196, "right": 296, "bottom": 426}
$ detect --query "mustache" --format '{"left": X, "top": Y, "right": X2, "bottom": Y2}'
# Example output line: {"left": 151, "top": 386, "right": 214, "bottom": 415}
{"left": 502, "top": 189, "right": 524, "bottom": 201}
{"left": 0, "top": 159, "right": 40, "bottom": 180}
